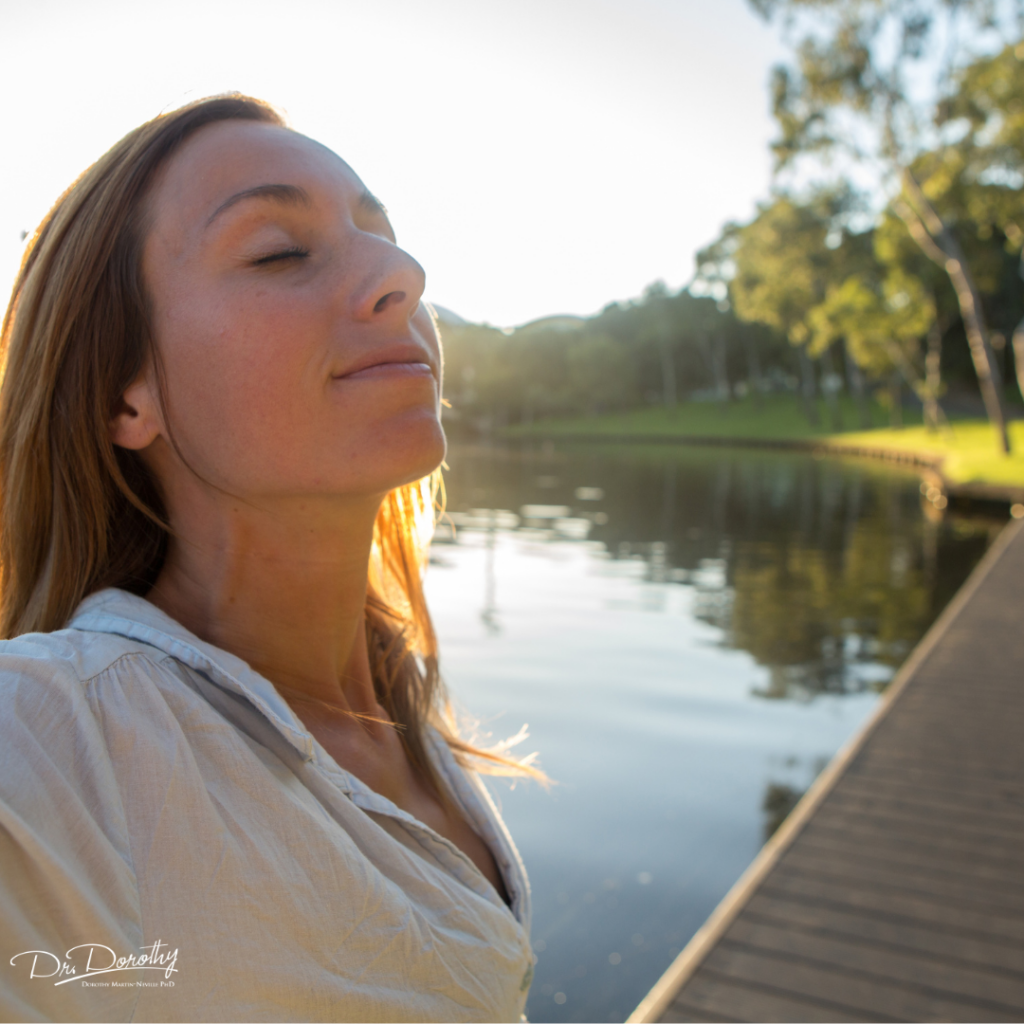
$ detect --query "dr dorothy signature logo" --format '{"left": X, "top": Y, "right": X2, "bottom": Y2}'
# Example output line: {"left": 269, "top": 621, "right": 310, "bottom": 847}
{"left": 10, "top": 940, "right": 178, "bottom": 985}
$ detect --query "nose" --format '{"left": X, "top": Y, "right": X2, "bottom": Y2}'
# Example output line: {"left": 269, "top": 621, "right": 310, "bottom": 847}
{"left": 351, "top": 239, "right": 426, "bottom": 324}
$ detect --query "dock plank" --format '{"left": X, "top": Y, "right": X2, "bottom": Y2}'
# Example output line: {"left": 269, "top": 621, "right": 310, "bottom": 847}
{"left": 776, "top": 848, "right": 1024, "bottom": 913}
{"left": 820, "top": 790, "right": 1024, "bottom": 835}
{"left": 741, "top": 892, "right": 1024, "bottom": 975}
{"left": 800, "top": 804, "right": 1024, "bottom": 848}
{"left": 800, "top": 820, "right": 1024, "bottom": 872}
{"left": 725, "top": 918, "right": 1024, "bottom": 1008}
{"left": 792, "top": 833, "right": 1024, "bottom": 893}
{"left": 702, "top": 943, "right": 1022, "bottom": 1022}
{"left": 760, "top": 870, "right": 1024, "bottom": 943}
{"left": 837, "top": 774, "right": 1024, "bottom": 812}
{"left": 630, "top": 518, "right": 1024, "bottom": 1023}
{"left": 662, "top": 972, "right": 878, "bottom": 1024}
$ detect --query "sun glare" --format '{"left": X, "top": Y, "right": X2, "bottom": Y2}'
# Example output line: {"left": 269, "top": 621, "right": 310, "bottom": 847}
{"left": 2, "top": 0, "right": 783, "bottom": 327}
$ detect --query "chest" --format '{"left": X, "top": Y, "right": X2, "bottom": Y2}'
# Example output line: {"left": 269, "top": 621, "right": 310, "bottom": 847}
{"left": 305, "top": 722, "right": 510, "bottom": 904}
{"left": 108, "top": 695, "right": 531, "bottom": 1021}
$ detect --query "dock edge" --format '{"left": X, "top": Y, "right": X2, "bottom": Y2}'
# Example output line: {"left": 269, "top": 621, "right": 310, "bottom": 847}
{"left": 625, "top": 516, "right": 1024, "bottom": 1024}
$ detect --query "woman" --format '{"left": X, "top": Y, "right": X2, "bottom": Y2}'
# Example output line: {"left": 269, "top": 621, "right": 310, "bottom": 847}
{"left": 0, "top": 95, "right": 534, "bottom": 1023}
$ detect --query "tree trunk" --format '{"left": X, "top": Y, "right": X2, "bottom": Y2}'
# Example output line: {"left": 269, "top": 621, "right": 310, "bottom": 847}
{"left": 658, "top": 337, "right": 677, "bottom": 409}
{"left": 797, "top": 345, "right": 819, "bottom": 427}
{"left": 821, "top": 345, "right": 844, "bottom": 432}
{"left": 884, "top": 338, "right": 946, "bottom": 433}
{"left": 1014, "top": 255, "right": 1024, "bottom": 407}
{"left": 889, "top": 371, "right": 903, "bottom": 429}
{"left": 712, "top": 335, "right": 730, "bottom": 408}
{"left": 924, "top": 319, "right": 943, "bottom": 433}
{"left": 942, "top": 253, "right": 1007, "bottom": 446}
{"left": 1014, "top": 320, "right": 1024, "bottom": 408}
{"left": 896, "top": 170, "right": 1010, "bottom": 453}
{"left": 843, "top": 340, "right": 871, "bottom": 429}
{"left": 744, "top": 335, "right": 764, "bottom": 409}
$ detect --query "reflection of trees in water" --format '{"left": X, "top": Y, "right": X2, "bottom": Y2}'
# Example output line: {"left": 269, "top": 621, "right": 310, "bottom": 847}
{"left": 762, "top": 756, "right": 828, "bottom": 840}
{"left": 715, "top": 524, "right": 933, "bottom": 699}
{"left": 610, "top": 452, "right": 996, "bottom": 699}
{"left": 684, "top": 469, "right": 994, "bottom": 699}
{"left": 441, "top": 443, "right": 998, "bottom": 702}
{"left": 763, "top": 783, "right": 804, "bottom": 841}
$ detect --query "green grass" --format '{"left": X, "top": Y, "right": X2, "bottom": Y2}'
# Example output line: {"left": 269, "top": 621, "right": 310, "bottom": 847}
{"left": 830, "top": 421, "right": 1024, "bottom": 488}
{"left": 506, "top": 395, "right": 1024, "bottom": 491}
{"left": 505, "top": 394, "right": 910, "bottom": 441}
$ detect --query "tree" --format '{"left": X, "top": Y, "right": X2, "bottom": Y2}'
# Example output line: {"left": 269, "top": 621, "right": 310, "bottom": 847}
{"left": 702, "top": 192, "right": 852, "bottom": 426}
{"left": 751, "top": 0, "right": 1024, "bottom": 450}
{"left": 944, "top": 40, "right": 1024, "bottom": 404}
{"left": 642, "top": 281, "right": 680, "bottom": 408}
{"left": 809, "top": 268, "right": 939, "bottom": 427}
{"left": 564, "top": 333, "right": 637, "bottom": 415}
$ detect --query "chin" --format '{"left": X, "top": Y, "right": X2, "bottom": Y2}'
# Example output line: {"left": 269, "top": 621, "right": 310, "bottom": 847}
{"left": 363, "top": 412, "right": 447, "bottom": 492}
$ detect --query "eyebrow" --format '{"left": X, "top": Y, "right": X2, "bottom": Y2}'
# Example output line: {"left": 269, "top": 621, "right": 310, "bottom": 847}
{"left": 205, "top": 183, "right": 392, "bottom": 234}
{"left": 359, "top": 190, "right": 395, "bottom": 237}
{"left": 205, "top": 183, "right": 313, "bottom": 227}
{"left": 360, "top": 190, "right": 388, "bottom": 218}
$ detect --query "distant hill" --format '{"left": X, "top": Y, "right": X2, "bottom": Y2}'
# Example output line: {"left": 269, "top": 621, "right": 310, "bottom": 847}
{"left": 517, "top": 314, "right": 587, "bottom": 332}
{"left": 429, "top": 305, "right": 590, "bottom": 333}
{"left": 429, "top": 304, "right": 468, "bottom": 327}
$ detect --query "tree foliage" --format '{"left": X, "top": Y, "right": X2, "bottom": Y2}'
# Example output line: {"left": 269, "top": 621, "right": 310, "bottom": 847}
{"left": 749, "top": 0, "right": 1024, "bottom": 450}
{"left": 439, "top": 291, "right": 780, "bottom": 432}
{"left": 441, "top": 6, "right": 1024, "bottom": 437}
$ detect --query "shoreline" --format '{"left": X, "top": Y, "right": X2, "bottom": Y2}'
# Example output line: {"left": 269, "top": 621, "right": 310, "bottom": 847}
{"left": 491, "top": 430, "right": 1024, "bottom": 509}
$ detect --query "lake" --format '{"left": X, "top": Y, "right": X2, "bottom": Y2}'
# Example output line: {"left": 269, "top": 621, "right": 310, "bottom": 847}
{"left": 423, "top": 440, "right": 998, "bottom": 1024}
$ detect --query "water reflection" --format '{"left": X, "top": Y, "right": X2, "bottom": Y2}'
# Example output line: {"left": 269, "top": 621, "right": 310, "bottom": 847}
{"left": 440, "top": 441, "right": 994, "bottom": 701}
{"left": 762, "top": 782, "right": 805, "bottom": 841}
{"left": 426, "top": 441, "right": 998, "bottom": 1023}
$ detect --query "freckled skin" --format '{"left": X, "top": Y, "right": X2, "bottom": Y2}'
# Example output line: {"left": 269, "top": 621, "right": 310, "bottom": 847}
{"left": 110, "top": 121, "right": 507, "bottom": 901}
{"left": 140, "top": 124, "right": 444, "bottom": 498}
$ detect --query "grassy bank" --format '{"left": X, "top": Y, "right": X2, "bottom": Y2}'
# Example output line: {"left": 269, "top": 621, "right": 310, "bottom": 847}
{"left": 504, "top": 395, "right": 1024, "bottom": 494}
{"left": 506, "top": 394, "right": 912, "bottom": 440}
{"left": 830, "top": 421, "right": 1024, "bottom": 489}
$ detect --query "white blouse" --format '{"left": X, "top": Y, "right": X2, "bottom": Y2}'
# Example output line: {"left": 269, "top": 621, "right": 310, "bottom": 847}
{"left": 0, "top": 588, "right": 532, "bottom": 1022}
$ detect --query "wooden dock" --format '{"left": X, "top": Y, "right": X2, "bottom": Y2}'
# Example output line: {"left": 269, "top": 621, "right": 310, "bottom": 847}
{"left": 629, "top": 518, "right": 1024, "bottom": 1023}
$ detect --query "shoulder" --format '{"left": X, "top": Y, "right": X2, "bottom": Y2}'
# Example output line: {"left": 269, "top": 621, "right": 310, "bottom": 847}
{"left": 0, "top": 633, "right": 145, "bottom": 1024}
{"left": 0, "top": 621, "right": 171, "bottom": 698}
{"left": 0, "top": 624, "right": 175, "bottom": 777}
{"left": 0, "top": 623, "right": 168, "bottom": 875}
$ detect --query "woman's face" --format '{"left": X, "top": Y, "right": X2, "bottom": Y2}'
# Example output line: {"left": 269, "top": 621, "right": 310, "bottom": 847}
{"left": 138, "top": 119, "right": 445, "bottom": 508}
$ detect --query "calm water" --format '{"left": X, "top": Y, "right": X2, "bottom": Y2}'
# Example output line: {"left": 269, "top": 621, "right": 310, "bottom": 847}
{"left": 423, "top": 441, "right": 998, "bottom": 1024}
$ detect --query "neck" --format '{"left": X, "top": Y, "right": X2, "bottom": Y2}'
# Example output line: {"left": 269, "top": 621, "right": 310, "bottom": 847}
{"left": 147, "top": 490, "right": 384, "bottom": 715}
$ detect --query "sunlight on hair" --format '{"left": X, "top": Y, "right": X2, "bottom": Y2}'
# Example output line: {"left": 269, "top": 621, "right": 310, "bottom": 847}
{"left": 369, "top": 469, "right": 547, "bottom": 785}
{"left": 0, "top": 92, "right": 544, "bottom": 804}
{"left": 455, "top": 721, "right": 547, "bottom": 785}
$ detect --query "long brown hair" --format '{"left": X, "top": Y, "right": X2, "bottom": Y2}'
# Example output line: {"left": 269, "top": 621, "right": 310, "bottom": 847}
{"left": 0, "top": 94, "right": 538, "bottom": 785}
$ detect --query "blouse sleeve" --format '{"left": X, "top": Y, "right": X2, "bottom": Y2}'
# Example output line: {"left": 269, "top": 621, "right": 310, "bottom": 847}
{"left": 0, "top": 637, "right": 144, "bottom": 1023}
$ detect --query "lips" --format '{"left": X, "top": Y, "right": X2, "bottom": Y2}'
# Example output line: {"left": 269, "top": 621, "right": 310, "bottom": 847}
{"left": 342, "top": 361, "right": 433, "bottom": 381}
{"left": 332, "top": 344, "right": 437, "bottom": 382}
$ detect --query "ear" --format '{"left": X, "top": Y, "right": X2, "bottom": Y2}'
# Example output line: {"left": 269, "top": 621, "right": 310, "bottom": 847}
{"left": 110, "top": 369, "right": 164, "bottom": 451}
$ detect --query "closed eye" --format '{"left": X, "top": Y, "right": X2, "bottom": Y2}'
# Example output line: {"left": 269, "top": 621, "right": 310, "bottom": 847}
{"left": 252, "top": 247, "right": 310, "bottom": 266}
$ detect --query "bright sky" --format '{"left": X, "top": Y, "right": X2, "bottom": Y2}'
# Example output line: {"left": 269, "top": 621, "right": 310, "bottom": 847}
{"left": 2, "top": 0, "right": 785, "bottom": 327}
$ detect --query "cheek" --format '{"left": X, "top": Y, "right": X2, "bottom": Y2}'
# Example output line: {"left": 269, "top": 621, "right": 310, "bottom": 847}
{"left": 156, "top": 291, "right": 329, "bottom": 478}
{"left": 149, "top": 281, "right": 445, "bottom": 498}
